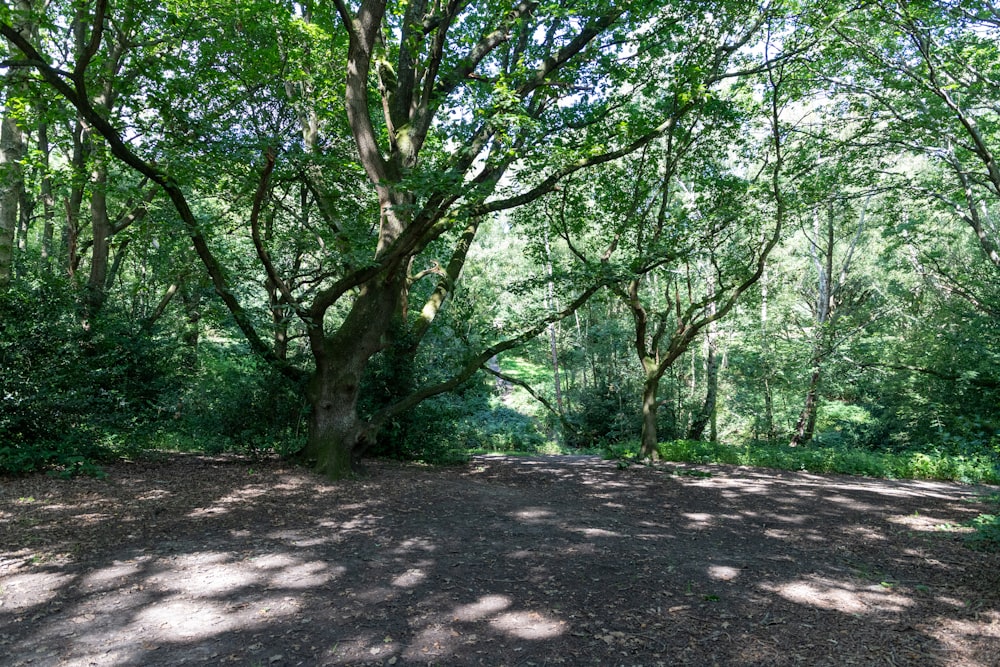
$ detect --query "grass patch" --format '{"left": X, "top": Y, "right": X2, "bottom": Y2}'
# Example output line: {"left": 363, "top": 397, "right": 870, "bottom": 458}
{"left": 966, "top": 494, "right": 1000, "bottom": 551}
{"left": 604, "top": 439, "right": 1000, "bottom": 485}
{"left": 965, "top": 514, "right": 1000, "bottom": 551}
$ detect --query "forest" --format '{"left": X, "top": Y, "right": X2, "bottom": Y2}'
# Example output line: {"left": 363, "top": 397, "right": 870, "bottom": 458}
{"left": 4, "top": 2, "right": 1000, "bottom": 664}
{"left": 2, "top": 0, "right": 1000, "bottom": 491}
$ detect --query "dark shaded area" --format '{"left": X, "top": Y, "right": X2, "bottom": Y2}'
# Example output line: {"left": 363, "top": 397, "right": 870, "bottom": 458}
{"left": 1, "top": 455, "right": 998, "bottom": 666}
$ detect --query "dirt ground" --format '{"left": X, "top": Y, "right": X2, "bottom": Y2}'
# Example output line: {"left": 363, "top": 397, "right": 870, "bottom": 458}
{"left": 1, "top": 453, "right": 999, "bottom": 667}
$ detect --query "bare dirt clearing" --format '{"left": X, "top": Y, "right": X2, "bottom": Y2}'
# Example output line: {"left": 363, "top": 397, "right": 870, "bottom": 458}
{"left": 1, "top": 454, "right": 998, "bottom": 666}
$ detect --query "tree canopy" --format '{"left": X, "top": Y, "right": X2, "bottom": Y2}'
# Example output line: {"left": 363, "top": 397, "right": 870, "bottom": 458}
{"left": 1, "top": 0, "right": 999, "bottom": 482}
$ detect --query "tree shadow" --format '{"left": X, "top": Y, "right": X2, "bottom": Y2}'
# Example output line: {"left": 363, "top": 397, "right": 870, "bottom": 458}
{"left": 1, "top": 455, "right": 998, "bottom": 666}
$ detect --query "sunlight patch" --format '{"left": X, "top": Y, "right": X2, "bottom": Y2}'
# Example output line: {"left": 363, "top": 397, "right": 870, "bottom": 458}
{"left": 0, "top": 572, "right": 72, "bottom": 609}
{"left": 763, "top": 576, "right": 913, "bottom": 614}
{"left": 81, "top": 561, "right": 141, "bottom": 589}
{"left": 163, "top": 558, "right": 260, "bottom": 596}
{"left": 843, "top": 525, "right": 886, "bottom": 541}
{"left": 392, "top": 567, "right": 427, "bottom": 588}
{"left": 572, "top": 527, "right": 623, "bottom": 538}
{"left": 708, "top": 565, "right": 741, "bottom": 581}
{"left": 136, "top": 489, "right": 172, "bottom": 501}
{"left": 490, "top": 610, "right": 565, "bottom": 639}
{"left": 134, "top": 599, "right": 240, "bottom": 638}
{"left": 513, "top": 508, "right": 554, "bottom": 521}
{"left": 683, "top": 512, "right": 714, "bottom": 527}
{"left": 393, "top": 537, "right": 437, "bottom": 554}
{"left": 269, "top": 561, "right": 340, "bottom": 589}
{"left": 451, "top": 594, "right": 511, "bottom": 621}
{"left": 927, "top": 611, "right": 1000, "bottom": 665}
{"left": 888, "top": 514, "right": 971, "bottom": 534}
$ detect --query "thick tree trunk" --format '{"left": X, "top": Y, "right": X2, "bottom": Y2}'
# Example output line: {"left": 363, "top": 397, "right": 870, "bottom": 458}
{"left": 307, "top": 367, "right": 365, "bottom": 478}
{"left": 305, "top": 272, "right": 406, "bottom": 479}
{"left": 639, "top": 373, "right": 660, "bottom": 459}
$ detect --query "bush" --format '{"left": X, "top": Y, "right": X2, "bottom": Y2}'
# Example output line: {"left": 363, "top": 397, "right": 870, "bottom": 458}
{"left": 572, "top": 385, "right": 636, "bottom": 444}
{"left": 965, "top": 514, "right": 1000, "bottom": 551}
{"left": 0, "top": 280, "right": 163, "bottom": 475}
{"left": 165, "top": 346, "right": 307, "bottom": 456}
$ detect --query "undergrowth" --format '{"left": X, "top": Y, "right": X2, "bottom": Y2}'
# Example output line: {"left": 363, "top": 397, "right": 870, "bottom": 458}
{"left": 604, "top": 439, "right": 1000, "bottom": 485}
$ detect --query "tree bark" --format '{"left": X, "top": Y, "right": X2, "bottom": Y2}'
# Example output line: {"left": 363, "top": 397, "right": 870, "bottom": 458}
{"left": 0, "top": 94, "right": 24, "bottom": 289}
{"left": 38, "top": 117, "right": 55, "bottom": 271}
{"left": 687, "top": 340, "right": 718, "bottom": 441}
{"left": 304, "top": 270, "right": 406, "bottom": 478}
{"left": 790, "top": 363, "right": 820, "bottom": 447}
{"left": 0, "top": 2, "right": 30, "bottom": 290}
{"left": 86, "top": 154, "right": 111, "bottom": 314}
{"left": 687, "top": 274, "right": 718, "bottom": 441}
{"left": 639, "top": 369, "right": 661, "bottom": 459}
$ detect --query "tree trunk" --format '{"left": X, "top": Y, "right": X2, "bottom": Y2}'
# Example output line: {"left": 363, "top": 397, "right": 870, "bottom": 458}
{"left": 762, "top": 376, "right": 775, "bottom": 441}
{"left": 0, "top": 4, "right": 29, "bottom": 290}
{"left": 688, "top": 275, "right": 718, "bottom": 441}
{"left": 687, "top": 341, "right": 718, "bottom": 441}
{"left": 0, "top": 101, "right": 24, "bottom": 289}
{"left": 86, "top": 154, "right": 111, "bottom": 314}
{"left": 790, "top": 363, "right": 820, "bottom": 447}
{"left": 64, "top": 118, "right": 87, "bottom": 278}
{"left": 304, "top": 272, "right": 406, "bottom": 479}
{"left": 38, "top": 118, "right": 55, "bottom": 272}
{"left": 639, "top": 371, "right": 660, "bottom": 459}
{"left": 544, "top": 227, "right": 564, "bottom": 415}
{"left": 306, "top": 366, "right": 365, "bottom": 478}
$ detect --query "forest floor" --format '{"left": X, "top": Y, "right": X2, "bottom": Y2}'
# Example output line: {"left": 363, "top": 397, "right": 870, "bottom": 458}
{"left": 1, "top": 453, "right": 999, "bottom": 667}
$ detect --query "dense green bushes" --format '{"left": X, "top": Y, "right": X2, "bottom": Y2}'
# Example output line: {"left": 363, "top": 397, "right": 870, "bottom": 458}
{"left": 0, "top": 279, "right": 161, "bottom": 474}
{"left": 0, "top": 281, "right": 306, "bottom": 475}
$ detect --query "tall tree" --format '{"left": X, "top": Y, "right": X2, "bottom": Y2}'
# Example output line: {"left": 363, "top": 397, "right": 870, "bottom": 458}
{"left": 833, "top": 1, "right": 1000, "bottom": 280}
{"left": 6, "top": 0, "right": 778, "bottom": 477}
{"left": 0, "top": 0, "right": 32, "bottom": 289}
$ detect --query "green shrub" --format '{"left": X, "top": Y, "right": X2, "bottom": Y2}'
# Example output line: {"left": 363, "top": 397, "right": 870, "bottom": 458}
{"left": 0, "top": 280, "right": 165, "bottom": 475}
{"left": 965, "top": 514, "right": 1000, "bottom": 551}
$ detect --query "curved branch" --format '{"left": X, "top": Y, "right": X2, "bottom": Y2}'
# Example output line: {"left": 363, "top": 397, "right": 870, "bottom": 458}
{"left": 0, "top": 21, "right": 292, "bottom": 375}
{"left": 249, "top": 149, "right": 309, "bottom": 323}
{"left": 368, "top": 281, "right": 606, "bottom": 432}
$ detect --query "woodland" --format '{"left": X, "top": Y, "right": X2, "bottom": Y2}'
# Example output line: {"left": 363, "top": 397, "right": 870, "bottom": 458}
{"left": 3, "top": 2, "right": 1000, "bottom": 665}
{"left": 2, "top": 0, "right": 1000, "bottom": 491}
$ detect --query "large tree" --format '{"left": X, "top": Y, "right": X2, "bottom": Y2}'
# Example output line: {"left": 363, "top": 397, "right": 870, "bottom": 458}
{"left": 3, "top": 0, "right": 795, "bottom": 477}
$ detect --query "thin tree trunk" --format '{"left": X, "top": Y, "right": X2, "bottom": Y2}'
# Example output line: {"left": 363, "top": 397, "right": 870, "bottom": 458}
{"left": 760, "top": 264, "right": 775, "bottom": 440}
{"left": 86, "top": 153, "right": 111, "bottom": 314}
{"left": 687, "top": 274, "right": 718, "bottom": 441}
{"left": 0, "top": 98, "right": 24, "bottom": 289}
{"left": 0, "top": 3, "right": 30, "bottom": 290}
{"left": 790, "top": 363, "right": 820, "bottom": 446}
{"left": 64, "top": 118, "right": 87, "bottom": 279}
{"left": 38, "top": 118, "right": 55, "bottom": 271}
{"left": 687, "top": 341, "right": 718, "bottom": 441}
{"left": 545, "top": 228, "right": 564, "bottom": 415}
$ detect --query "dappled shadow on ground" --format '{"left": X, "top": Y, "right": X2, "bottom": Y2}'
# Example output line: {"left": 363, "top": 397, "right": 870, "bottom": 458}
{"left": 1, "top": 454, "right": 998, "bottom": 666}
